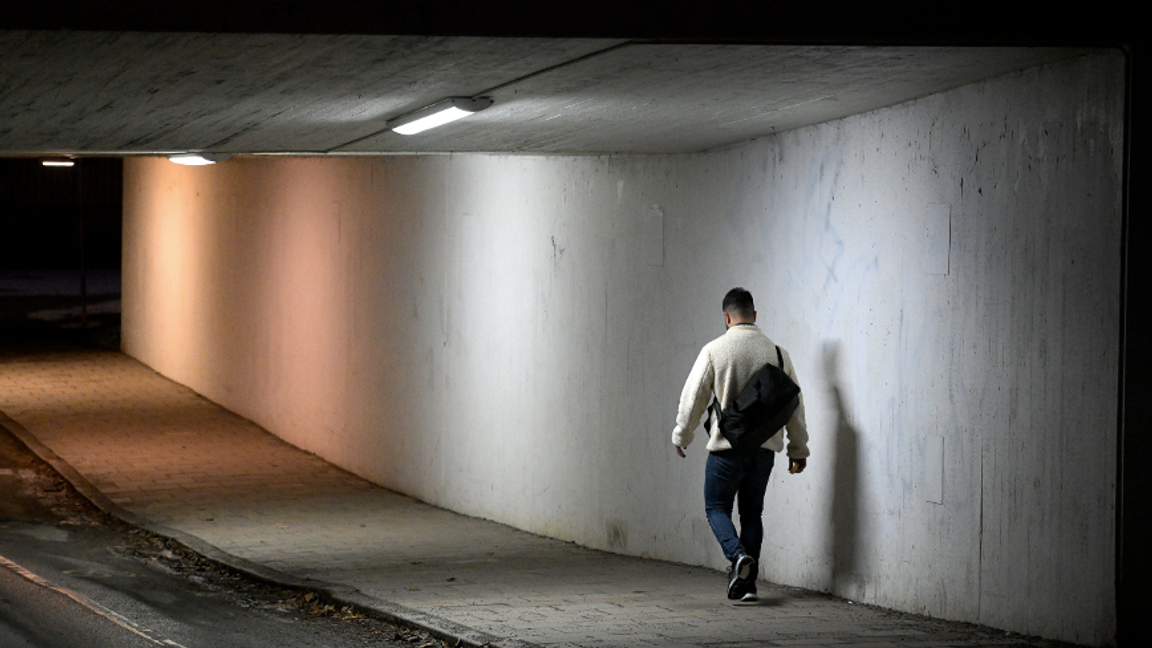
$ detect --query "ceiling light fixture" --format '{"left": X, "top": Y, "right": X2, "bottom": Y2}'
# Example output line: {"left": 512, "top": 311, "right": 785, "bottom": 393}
{"left": 387, "top": 97, "right": 493, "bottom": 135}
{"left": 168, "top": 152, "right": 231, "bottom": 166}
{"left": 42, "top": 159, "right": 75, "bottom": 167}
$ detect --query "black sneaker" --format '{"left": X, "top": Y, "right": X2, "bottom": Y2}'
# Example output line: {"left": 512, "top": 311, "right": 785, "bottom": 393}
{"left": 726, "top": 554, "right": 755, "bottom": 600}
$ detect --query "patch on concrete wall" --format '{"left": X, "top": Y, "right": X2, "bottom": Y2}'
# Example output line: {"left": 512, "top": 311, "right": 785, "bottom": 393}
{"left": 641, "top": 204, "right": 664, "bottom": 266}
{"left": 607, "top": 518, "right": 628, "bottom": 551}
{"left": 925, "top": 203, "right": 951, "bottom": 276}
{"left": 925, "top": 435, "right": 944, "bottom": 504}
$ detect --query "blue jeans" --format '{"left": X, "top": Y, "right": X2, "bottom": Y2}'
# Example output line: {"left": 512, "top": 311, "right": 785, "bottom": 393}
{"left": 705, "top": 448, "right": 776, "bottom": 563}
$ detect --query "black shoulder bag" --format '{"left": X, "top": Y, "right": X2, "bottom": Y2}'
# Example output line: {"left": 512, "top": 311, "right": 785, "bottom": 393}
{"left": 705, "top": 346, "right": 801, "bottom": 454}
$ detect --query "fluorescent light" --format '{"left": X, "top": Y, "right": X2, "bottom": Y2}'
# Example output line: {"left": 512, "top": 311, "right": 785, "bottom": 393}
{"left": 388, "top": 97, "right": 493, "bottom": 135}
{"left": 42, "top": 159, "right": 75, "bottom": 167}
{"left": 168, "top": 153, "right": 231, "bottom": 166}
{"left": 169, "top": 154, "right": 215, "bottom": 166}
{"left": 394, "top": 106, "right": 474, "bottom": 135}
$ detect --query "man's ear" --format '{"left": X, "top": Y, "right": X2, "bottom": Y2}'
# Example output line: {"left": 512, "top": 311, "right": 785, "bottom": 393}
{"left": 723, "top": 312, "right": 732, "bottom": 328}
{"left": 752, "top": 311, "right": 757, "bottom": 323}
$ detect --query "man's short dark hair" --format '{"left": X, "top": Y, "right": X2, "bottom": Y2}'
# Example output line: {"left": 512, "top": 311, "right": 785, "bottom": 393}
{"left": 722, "top": 287, "right": 755, "bottom": 318}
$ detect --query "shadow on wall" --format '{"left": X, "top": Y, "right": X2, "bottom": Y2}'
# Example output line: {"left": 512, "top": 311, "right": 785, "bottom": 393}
{"left": 823, "top": 341, "right": 860, "bottom": 593}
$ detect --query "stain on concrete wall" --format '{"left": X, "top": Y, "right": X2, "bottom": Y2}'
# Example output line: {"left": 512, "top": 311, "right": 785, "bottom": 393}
{"left": 122, "top": 51, "right": 1123, "bottom": 645}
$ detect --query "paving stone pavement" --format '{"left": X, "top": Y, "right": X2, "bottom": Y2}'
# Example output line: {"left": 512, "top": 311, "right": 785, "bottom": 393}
{"left": 0, "top": 350, "right": 1078, "bottom": 648}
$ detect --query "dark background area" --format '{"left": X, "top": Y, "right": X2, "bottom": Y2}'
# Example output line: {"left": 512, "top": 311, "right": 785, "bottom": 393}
{"left": 0, "top": 1, "right": 1133, "bottom": 47}
{"left": 0, "top": 158, "right": 123, "bottom": 350}
{"left": 0, "top": 158, "right": 122, "bottom": 269}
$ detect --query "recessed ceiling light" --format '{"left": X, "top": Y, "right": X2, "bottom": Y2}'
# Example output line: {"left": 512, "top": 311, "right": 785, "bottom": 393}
{"left": 169, "top": 153, "right": 231, "bottom": 166}
{"left": 388, "top": 97, "right": 493, "bottom": 135}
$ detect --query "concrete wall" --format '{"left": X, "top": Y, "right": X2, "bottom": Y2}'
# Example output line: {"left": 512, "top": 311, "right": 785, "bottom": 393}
{"left": 122, "top": 51, "right": 1124, "bottom": 645}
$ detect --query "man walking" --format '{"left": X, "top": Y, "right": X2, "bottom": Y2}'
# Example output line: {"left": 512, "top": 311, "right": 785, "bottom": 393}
{"left": 672, "top": 287, "right": 809, "bottom": 601}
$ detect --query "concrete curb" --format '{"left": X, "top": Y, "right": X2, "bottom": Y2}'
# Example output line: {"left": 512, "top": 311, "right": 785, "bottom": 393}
{"left": 0, "top": 410, "right": 538, "bottom": 648}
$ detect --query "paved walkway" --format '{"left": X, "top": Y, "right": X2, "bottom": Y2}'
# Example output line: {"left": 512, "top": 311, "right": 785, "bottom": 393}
{"left": 0, "top": 350, "right": 1070, "bottom": 648}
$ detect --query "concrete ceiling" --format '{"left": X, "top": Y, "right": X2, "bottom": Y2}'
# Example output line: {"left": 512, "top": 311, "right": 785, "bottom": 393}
{"left": 0, "top": 30, "right": 1092, "bottom": 156}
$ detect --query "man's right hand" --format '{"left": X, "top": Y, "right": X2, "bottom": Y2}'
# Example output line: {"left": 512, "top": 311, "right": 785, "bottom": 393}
{"left": 675, "top": 445, "right": 687, "bottom": 458}
{"left": 789, "top": 457, "right": 806, "bottom": 474}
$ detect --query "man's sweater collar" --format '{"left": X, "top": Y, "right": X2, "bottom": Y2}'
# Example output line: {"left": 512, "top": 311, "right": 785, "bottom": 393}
{"left": 727, "top": 323, "right": 759, "bottom": 334}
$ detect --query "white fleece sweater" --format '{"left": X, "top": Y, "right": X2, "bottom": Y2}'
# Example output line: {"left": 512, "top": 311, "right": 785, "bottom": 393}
{"left": 672, "top": 324, "right": 810, "bottom": 456}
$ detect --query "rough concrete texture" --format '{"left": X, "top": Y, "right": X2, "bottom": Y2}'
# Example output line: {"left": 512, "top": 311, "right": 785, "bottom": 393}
{"left": 0, "top": 31, "right": 1084, "bottom": 156}
{"left": 121, "top": 51, "right": 1124, "bottom": 644}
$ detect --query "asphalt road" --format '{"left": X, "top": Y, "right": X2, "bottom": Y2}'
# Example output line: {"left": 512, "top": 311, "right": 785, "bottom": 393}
{"left": 0, "top": 424, "right": 452, "bottom": 648}
{"left": 0, "top": 560, "right": 157, "bottom": 648}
